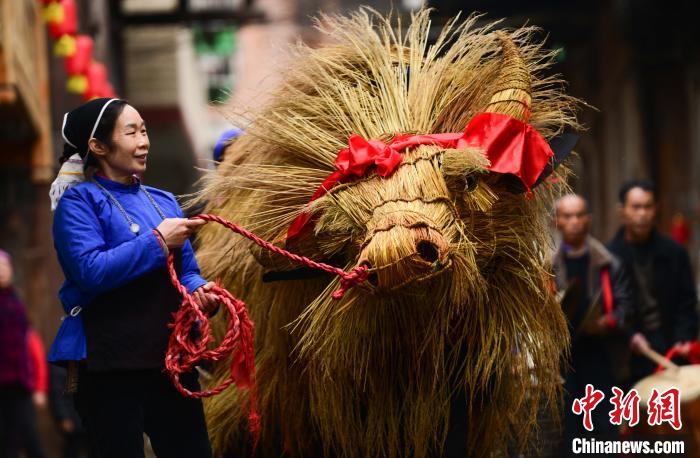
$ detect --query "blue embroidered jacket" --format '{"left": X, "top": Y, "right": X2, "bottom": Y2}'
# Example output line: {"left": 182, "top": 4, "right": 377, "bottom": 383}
{"left": 48, "top": 175, "right": 206, "bottom": 363}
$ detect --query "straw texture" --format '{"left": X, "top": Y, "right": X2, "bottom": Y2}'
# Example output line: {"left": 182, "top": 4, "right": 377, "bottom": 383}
{"left": 192, "top": 8, "right": 580, "bottom": 457}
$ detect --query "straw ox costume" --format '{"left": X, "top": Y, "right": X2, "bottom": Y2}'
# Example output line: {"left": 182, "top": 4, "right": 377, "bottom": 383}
{"left": 194, "top": 10, "right": 580, "bottom": 457}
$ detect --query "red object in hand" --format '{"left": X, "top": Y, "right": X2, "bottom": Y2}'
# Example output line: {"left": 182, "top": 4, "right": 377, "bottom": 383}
{"left": 164, "top": 260, "right": 260, "bottom": 436}
{"left": 655, "top": 341, "right": 700, "bottom": 372}
{"left": 164, "top": 214, "right": 369, "bottom": 450}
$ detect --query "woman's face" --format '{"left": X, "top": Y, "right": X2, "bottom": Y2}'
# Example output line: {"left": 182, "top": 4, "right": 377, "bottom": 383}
{"left": 99, "top": 104, "right": 150, "bottom": 179}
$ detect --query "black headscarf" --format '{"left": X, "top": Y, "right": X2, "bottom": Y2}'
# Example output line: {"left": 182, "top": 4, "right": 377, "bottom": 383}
{"left": 60, "top": 97, "right": 122, "bottom": 163}
{"left": 51, "top": 98, "right": 123, "bottom": 210}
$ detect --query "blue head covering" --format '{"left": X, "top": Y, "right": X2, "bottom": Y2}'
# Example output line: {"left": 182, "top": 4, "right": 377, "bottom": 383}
{"left": 213, "top": 128, "right": 243, "bottom": 163}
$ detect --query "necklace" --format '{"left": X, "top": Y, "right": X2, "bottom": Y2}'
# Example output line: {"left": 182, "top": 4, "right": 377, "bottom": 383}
{"left": 92, "top": 178, "right": 167, "bottom": 234}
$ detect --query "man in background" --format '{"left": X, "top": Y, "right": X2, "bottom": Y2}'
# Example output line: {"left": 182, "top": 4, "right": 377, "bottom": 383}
{"left": 608, "top": 180, "right": 699, "bottom": 382}
{"left": 552, "top": 194, "right": 633, "bottom": 442}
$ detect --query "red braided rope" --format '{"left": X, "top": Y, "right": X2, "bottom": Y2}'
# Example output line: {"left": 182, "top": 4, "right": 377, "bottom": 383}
{"left": 193, "top": 214, "right": 369, "bottom": 298}
{"left": 164, "top": 213, "right": 369, "bottom": 446}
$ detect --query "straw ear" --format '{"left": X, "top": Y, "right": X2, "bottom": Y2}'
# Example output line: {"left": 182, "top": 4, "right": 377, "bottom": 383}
{"left": 483, "top": 32, "right": 532, "bottom": 122}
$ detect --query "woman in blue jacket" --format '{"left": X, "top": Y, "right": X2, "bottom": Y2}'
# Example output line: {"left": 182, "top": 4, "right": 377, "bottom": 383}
{"left": 49, "top": 98, "right": 218, "bottom": 458}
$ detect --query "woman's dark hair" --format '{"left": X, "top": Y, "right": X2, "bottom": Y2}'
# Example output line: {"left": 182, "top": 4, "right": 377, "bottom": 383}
{"left": 84, "top": 99, "right": 128, "bottom": 167}
{"left": 92, "top": 99, "right": 128, "bottom": 147}
{"left": 59, "top": 99, "right": 129, "bottom": 166}
{"left": 618, "top": 179, "right": 656, "bottom": 205}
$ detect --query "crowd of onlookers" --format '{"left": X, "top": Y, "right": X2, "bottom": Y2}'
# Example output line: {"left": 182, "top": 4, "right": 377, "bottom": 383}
{"left": 552, "top": 180, "right": 699, "bottom": 450}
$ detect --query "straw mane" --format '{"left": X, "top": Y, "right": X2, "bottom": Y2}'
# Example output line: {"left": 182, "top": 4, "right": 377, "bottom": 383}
{"left": 193, "top": 8, "right": 578, "bottom": 457}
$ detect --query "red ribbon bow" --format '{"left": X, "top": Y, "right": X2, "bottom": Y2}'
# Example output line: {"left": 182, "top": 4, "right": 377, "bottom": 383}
{"left": 287, "top": 112, "right": 554, "bottom": 240}
{"left": 337, "top": 135, "right": 404, "bottom": 179}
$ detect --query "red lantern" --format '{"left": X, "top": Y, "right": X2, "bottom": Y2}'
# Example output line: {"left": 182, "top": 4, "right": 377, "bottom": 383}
{"left": 83, "top": 61, "right": 108, "bottom": 100}
{"left": 48, "top": 0, "right": 77, "bottom": 39}
{"left": 64, "top": 35, "right": 93, "bottom": 75}
{"left": 102, "top": 82, "right": 117, "bottom": 98}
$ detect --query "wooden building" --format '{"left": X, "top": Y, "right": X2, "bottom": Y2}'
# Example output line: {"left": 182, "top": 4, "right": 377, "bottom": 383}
{"left": 0, "top": 0, "right": 61, "bottom": 343}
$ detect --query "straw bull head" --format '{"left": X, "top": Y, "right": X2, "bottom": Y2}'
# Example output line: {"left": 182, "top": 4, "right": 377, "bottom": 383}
{"left": 196, "top": 10, "right": 576, "bottom": 458}
{"left": 297, "top": 32, "right": 537, "bottom": 293}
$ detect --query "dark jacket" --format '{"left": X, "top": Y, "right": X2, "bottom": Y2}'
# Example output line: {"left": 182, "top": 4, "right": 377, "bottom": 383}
{"left": 553, "top": 236, "right": 635, "bottom": 386}
{"left": 553, "top": 236, "right": 634, "bottom": 335}
{"left": 607, "top": 228, "right": 699, "bottom": 349}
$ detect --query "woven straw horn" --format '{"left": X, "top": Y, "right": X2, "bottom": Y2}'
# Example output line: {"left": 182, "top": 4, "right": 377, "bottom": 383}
{"left": 484, "top": 32, "right": 532, "bottom": 122}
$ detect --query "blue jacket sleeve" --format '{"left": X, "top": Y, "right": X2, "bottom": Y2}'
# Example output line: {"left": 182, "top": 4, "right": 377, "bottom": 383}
{"left": 174, "top": 202, "right": 207, "bottom": 294}
{"left": 53, "top": 190, "right": 168, "bottom": 296}
{"left": 180, "top": 240, "right": 207, "bottom": 294}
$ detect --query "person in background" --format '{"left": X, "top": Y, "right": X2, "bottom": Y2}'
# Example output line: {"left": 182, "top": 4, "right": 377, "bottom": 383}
{"left": 27, "top": 326, "right": 48, "bottom": 411}
{"left": 212, "top": 127, "right": 242, "bottom": 165}
{"left": 184, "top": 127, "right": 243, "bottom": 220}
{"left": 552, "top": 195, "right": 634, "bottom": 444}
{"left": 608, "top": 180, "right": 699, "bottom": 381}
{"left": 49, "top": 364, "right": 87, "bottom": 458}
{"left": 0, "top": 250, "right": 46, "bottom": 458}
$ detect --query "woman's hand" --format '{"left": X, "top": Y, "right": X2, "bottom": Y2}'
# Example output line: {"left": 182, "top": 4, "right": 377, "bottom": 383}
{"left": 193, "top": 282, "right": 220, "bottom": 315}
{"left": 156, "top": 218, "right": 206, "bottom": 249}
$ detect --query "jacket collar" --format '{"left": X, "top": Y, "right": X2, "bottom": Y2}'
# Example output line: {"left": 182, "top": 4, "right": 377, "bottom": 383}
{"left": 610, "top": 227, "right": 659, "bottom": 250}
{"left": 93, "top": 173, "right": 141, "bottom": 193}
{"left": 554, "top": 236, "right": 613, "bottom": 270}
{"left": 552, "top": 236, "right": 615, "bottom": 296}
{"left": 588, "top": 236, "right": 615, "bottom": 268}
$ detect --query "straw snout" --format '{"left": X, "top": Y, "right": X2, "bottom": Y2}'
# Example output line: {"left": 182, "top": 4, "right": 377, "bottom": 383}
{"left": 357, "top": 223, "right": 450, "bottom": 291}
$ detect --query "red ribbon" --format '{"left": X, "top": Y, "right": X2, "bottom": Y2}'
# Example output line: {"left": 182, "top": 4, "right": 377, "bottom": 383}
{"left": 287, "top": 112, "right": 554, "bottom": 240}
